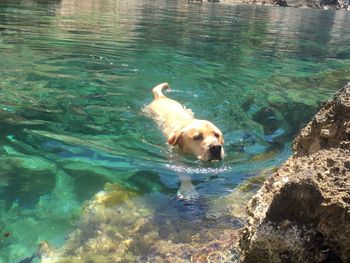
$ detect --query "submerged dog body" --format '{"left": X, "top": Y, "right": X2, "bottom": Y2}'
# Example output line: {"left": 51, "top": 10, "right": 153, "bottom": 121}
{"left": 146, "top": 83, "right": 224, "bottom": 161}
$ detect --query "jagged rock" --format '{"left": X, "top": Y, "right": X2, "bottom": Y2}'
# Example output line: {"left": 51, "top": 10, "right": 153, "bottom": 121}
{"left": 238, "top": 82, "right": 350, "bottom": 263}
{"left": 294, "top": 83, "right": 350, "bottom": 156}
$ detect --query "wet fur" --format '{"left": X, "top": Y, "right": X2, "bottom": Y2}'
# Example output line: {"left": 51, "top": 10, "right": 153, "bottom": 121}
{"left": 145, "top": 83, "right": 224, "bottom": 161}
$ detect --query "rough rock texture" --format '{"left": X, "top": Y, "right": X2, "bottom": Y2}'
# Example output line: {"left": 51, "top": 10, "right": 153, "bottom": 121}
{"left": 238, "top": 82, "right": 350, "bottom": 263}
{"left": 294, "top": 84, "right": 350, "bottom": 156}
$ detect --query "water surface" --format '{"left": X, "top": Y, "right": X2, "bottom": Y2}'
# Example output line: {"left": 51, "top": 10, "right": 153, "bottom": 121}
{"left": 0, "top": 0, "right": 350, "bottom": 261}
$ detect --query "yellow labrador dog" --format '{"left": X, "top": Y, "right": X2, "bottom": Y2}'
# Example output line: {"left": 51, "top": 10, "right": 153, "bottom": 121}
{"left": 145, "top": 83, "right": 224, "bottom": 161}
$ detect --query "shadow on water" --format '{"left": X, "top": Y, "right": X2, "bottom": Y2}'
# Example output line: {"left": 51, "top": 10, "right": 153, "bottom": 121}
{"left": 126, "top": 170, "right": 175, "bottom": 195}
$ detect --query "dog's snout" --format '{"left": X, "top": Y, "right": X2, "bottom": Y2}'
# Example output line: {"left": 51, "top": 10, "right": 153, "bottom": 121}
{"left": 209, "top": 144, "right": 222, "bottom": 159}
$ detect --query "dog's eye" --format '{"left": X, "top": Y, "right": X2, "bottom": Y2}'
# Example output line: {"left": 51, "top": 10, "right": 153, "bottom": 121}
{"left": 214, "top": 132, "right": 220, "bottom": 138}
{"left": 193, "top": 133, "right": 203, "bottom": 141}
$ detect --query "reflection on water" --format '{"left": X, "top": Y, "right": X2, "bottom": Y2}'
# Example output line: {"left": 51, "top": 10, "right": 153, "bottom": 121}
{"left": 0, "top": 0, "right": 350, "bottom": 261}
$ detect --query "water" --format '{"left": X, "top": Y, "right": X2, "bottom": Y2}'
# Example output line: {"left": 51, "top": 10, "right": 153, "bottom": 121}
{"left": 0, "top": 0, "right": 350, "bottom": 261}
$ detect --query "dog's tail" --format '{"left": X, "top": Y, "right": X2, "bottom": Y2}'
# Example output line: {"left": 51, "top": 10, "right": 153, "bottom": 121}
{"left": 152, "top": 83, "right": 170, "bottom": 100}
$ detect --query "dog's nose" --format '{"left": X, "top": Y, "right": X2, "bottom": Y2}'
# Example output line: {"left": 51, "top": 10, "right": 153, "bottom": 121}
{"left": 209, "top": 144, "right": 222, "bottom": 159}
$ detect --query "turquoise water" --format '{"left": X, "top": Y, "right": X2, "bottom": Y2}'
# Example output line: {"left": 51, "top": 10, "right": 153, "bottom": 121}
{"left": 1, "top": 0, "right": 350, "bottom": 261}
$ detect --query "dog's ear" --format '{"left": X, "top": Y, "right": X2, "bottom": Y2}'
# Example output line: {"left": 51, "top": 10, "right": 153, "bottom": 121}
{"left": 167, "top": 131, "right": 183, "bottom": 146}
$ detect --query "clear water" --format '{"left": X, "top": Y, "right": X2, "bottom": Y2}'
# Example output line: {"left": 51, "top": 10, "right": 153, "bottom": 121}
{"left": 0, "top": 0, "right": 350, "bottom": 261}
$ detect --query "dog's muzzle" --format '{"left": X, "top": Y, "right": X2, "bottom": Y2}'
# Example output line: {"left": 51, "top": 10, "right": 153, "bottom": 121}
{"left": 209, "top": 144, "right": 222, "bottom": 161}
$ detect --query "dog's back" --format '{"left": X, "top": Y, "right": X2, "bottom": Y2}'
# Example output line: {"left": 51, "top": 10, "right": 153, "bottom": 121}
{"left": 147, "top": 83, "right": 194, "bottom": 138}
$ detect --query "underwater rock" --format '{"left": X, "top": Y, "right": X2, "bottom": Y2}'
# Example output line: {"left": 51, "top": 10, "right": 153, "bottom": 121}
{"left": 40, "top": 183, "right": 144, "bottom": 262}
{"left": 238, "top": 83, "right": 350, "bottom": 262}
{"left": 60, "top": 160, "right": 115, "bottom": 202}
{"left": 41, "top": 180, "right": 243, "bottom": 262}
{"left": 252, "top": 107, "right": 286, "bottom": 140}
{"left": 0, "top": 156, "right": 57, "bottom": 208}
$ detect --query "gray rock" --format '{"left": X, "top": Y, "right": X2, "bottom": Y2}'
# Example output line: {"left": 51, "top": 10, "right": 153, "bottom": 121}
{"left": 238, "top": 83, "right": 350, "bottom": 263}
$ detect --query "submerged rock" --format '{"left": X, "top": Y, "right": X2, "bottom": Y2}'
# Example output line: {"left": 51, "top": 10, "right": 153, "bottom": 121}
{"left": 238, "top": 83, "right": 350, "bottom": 262}
{"left": 0, "top": 156, "right": 57, "bottom": 209}
{"left": 40, "top": 178, "right": 245, "bottom": 262}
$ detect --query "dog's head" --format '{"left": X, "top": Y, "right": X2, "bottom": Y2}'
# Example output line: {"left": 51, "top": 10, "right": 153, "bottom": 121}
{"left": 168, "top": 120, "right": 224, "bottom": 161}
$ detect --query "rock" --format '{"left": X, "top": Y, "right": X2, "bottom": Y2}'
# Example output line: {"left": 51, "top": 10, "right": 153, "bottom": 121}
{"left": 41, "top": 180, "right": 243, "bottom": 262}
{"left": 59, "top": 160, "right": 115, "bottom": 202}
{"left": 0, "top": 156, "right": 57, "bottom": 208}
{"left": 238, "top": 82, "right": 350, "bottom": 263}
{"left": 220, "top": 0, "right": 346, "bottom": 9}
{"left": 294, "top": 83, "right": 350, "bottom": 156}
{"left": 40, "top": 183, "right": 144, "bottom": 263}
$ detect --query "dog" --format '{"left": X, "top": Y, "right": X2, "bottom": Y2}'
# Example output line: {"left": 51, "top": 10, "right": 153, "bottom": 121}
{"left": 145, "top": 83, "right": 224, "bottom": 161}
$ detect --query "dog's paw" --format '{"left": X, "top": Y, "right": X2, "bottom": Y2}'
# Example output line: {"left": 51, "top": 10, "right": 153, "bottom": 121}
{"left": 176, "top": 187, "right": 199, "bottom": 201}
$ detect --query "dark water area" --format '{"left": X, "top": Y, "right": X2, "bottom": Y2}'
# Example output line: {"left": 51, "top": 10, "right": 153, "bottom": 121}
{"left": 0, "top": 0, "right": 349, "bottom": 261}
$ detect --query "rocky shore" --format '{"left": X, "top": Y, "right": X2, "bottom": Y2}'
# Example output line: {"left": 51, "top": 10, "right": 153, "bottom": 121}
{"left": 238, "top": 82, "right": 350, "bottom": 262}
{"left": 219, "top": 0, "right": 350, "bottom": 10}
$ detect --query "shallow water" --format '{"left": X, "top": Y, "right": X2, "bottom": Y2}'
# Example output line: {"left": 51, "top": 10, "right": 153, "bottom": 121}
{"left": 0, "top": 0, "right": 350, "bottom": 261}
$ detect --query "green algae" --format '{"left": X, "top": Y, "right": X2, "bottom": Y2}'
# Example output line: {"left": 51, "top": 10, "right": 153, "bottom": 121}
{"left": 251, "top": 149, "right": 280, "bottom": 162}
{"left": 98, "top": 183, "right": 140, "bottom": 207}
{"left": 238, "top": 169, "right": 276, "bottom": 193}
{"left": 238, "top": 175, "right": 268, "bottom": 192}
